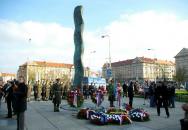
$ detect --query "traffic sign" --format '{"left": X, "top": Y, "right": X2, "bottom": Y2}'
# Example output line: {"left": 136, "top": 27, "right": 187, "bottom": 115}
{"left": 106, "top": 68, "right": 112, "bottom": 78}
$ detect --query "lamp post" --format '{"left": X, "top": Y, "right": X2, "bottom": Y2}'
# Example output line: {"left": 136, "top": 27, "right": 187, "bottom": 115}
{"left": 147, "top": 48, "right": 156, "bottom": 81}
{"left": 101, "top": 35, "right": 111, "bottom": 69}
{"left": 89, "top": 50, "right": 96, "bottom": 77}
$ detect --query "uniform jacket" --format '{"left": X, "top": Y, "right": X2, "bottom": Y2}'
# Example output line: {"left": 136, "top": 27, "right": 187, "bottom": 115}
{"left": 52, "top": 83, "right": 63, "bottom": 104}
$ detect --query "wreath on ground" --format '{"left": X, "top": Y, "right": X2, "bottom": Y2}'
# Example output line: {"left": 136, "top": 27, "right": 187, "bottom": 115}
{"left": 129, "top": 108, "right": 150, "bottom": 122}
{"left": 122, "top": 103, "right": 132, "bottom": 111}
{"left": 77, "top": 108, "right": 90, "bottom": 119}
{"left": 77, "top": 108, "right": 132, "bottom": 125}
{"left": 91, "top": 90, "right": 104, "bottom": 106}
{"left": 107, "top": 108, "right": 128, "bottom": 115}
{"left": 67, "top": 89, "right": 84, "bottom": 108}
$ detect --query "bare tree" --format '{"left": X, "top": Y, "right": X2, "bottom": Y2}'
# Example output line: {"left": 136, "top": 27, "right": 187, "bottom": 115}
{"left": 173, "top": 67, "right": 187, "bottom": 88}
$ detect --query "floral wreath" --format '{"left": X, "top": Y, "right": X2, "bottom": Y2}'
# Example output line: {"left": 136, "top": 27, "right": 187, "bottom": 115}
{"left": 67, "top": 89, "right": 84, "bottom": 108}
{"left": 91, "top": 89, "right": 104, "bottom": 106}
{"left": 77, "top": 108, "right": 132, "bottom": 125}
{"left": 129, "top": 108, "right": 150, "bottom": 122}
{"left": 107, "top": 108, "right": 128, "bottom": 115}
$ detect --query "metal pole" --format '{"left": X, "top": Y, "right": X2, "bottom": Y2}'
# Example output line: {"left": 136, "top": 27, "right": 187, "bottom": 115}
{"left": 101, "top": 35, "right": 111, "bottom": 68}
{"left": 102, "top": 35, "right": 112, "bottom": 80}
{"left": 108, "top": 37, "right": 111, "bottom": 69}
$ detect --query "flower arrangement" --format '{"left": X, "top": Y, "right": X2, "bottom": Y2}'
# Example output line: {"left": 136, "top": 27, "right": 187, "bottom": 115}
{"left": 77, "top": 108, "right": 104, "bottom": 120}
{"left": 91, "top": 89, "right": 104, "bottom": 106}
{"left": 90, "top": 111, "right": 132, "bottom": 125}
{"left": 122, "top": 103, "right": 132, "bottom": 111}
{"left": 77, "top": 108, "right": 132, "bottom": 125}
{"left": 67, "top": 89, "right": 84, "bottom": 108}
{"left": 107, "top": 108, "right": 128, "bottom": 115}
{"left": 129, "top": 108, "right": 150, "bottom": 122}
{"left": 90, "top": 112, "right": 108, "bottom": 125}
{"left": 77, "top": 108, "right": 90, "bottom": 119}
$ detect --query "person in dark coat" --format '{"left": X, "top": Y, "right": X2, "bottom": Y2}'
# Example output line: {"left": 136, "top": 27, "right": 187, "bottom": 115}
{"left": 85, "top": 85, "right": 90, "bottom": 99}
{"left": 0, "top": 79, "right": 4, "bottom": 109}
{"left": 83, "top": 85, "right": 87, "bottom": 99}
{"left": 128, "top": 81, "right": 134, "bottom": 108}
{"left": 149, "top": 82, "right": 156, "bottom": 107}
{"left": 155, "top": 81, "right": 170, "bottom": 118}
{"left": 52, "top": 79, "right": 63, "bottom": 112}
{"left": 89, "top": 83, "right": 94, "bottom": 99}
{"left": 4, "top": 81, "right": 14, "bottom": 118}
{"left": 14, "top": 76, "right": 28, "bottom": 130}
{"left": 122, "top": 82, "right": 128, "bottom": 97}
{"left": 41, "top": 82, "right": 47, "bottom": 101}
{"left": 33, "top": 81, "right": 39, "bottom": 101}
{"left": 169, "top": 83, "right": 175, "bottom": 108}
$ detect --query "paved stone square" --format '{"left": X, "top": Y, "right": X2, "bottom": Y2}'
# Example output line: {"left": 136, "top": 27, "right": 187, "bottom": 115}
{"left": 0, "top": 97, "right": 185, "bottom": 130}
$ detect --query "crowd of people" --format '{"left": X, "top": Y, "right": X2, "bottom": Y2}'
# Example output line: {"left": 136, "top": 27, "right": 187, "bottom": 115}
{"left": 83, "top": 83, "right": 106, "bottom": 99}
{"left": 0, "top": 76, "right": 28, "bottom": 130}
{"left": 0, "top": 77, "right": 178, "bottom": 130}
{"left": 31, "top": 80, "right": 70, "bottom": 102}
{"left": 0, "top": 77, "right": 71, "bottom": 129}
{"left": 35, "top": 78, "right": 175, "bottom": 119}
{"left": 106, "top": 79, "right": 176, "bottom": 118}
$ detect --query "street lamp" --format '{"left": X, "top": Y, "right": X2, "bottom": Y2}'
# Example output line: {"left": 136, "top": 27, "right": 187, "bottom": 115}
{"left": 147, "top": 48, "right": 156, "bottom": 81}
{"left": 89, "top": 50, "right": 96, "bottom": 77}
{"left": 101, "top": 35, "right": 111, "bottom": 69}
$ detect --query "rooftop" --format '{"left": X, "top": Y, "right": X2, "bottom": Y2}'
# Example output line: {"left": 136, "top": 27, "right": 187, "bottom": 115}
{"left": 175, "top": 48, "right": 188, "bottom": 58}
{"left": 109, "top": 57, "right": 175, "bottom": 67}
{"left": 21, "top": 61, "right": 73, "bottom": 68}
{"left": 0, "top": 72, "right": 16, "bottom": 77}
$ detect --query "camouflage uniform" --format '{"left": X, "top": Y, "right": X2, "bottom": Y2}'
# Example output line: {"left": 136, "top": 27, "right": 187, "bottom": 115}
{"left": 107, "top": 80, "right": 115, "bottom": 107}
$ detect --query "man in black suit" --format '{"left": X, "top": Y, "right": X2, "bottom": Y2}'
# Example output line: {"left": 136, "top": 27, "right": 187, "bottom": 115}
{"left": 155, "top": 81, "right": 170, "bottom": 118}
{"left": 128, "top": 81, "right": 134, "bottom": 108}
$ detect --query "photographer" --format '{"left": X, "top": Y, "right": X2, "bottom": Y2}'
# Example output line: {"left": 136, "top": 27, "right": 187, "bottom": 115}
{"left": 4, "top": 80, "right": 14, "bottom": 118}
{"left": 14, "top": 76, "right": 28, "bottom": 130}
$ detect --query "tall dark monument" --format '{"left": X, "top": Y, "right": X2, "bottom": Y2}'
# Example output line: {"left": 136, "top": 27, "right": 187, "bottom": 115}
{"left": 73, "top": 5, "right": 84, "bottom": 89}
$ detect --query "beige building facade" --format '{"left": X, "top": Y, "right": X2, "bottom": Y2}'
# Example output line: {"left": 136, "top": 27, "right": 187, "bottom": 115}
{"left": 17, "top": 61, "right": 97, "bottom": 84}
{"left": 102, "top": 57, "right": 175, "bottom": 81}
{"left": 17, "top": 61, "right": 73, "bottom": 84}
{"left": 0, "top": 72, "right": 16, "bottom": 82}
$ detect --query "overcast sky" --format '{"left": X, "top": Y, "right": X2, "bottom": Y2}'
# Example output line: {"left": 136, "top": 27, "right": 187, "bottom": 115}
{"left": 0, "top": 0, "right": 188, "bottom": 73}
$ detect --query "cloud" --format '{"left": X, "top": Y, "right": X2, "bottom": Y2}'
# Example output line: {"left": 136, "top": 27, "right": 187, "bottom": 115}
{"left": 1, "top": 10, "right": 188, "bottom": 73}
{"left": 104, "top": 11, "right": 188, "bottom": 61}
{"left": 0, "top": 20, "right": 105, "bottom": 73}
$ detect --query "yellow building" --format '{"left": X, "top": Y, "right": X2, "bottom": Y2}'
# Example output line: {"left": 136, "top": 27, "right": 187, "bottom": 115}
{"left": 0, "top": 72, "right": 16, "bottom": 82}
{"left": 17, "top": 61, "right": 73, "bottom": 84}
{"left": 17, "top": 61, "right": 94, "bottom": 84}
{"left": 102, "top": 57, "right": 175, "bottom": 81}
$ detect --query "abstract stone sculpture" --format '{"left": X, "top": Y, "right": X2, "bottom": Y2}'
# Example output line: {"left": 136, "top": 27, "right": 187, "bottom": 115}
{"left": 73, "top": 5, "right": 84, "bottom": 89}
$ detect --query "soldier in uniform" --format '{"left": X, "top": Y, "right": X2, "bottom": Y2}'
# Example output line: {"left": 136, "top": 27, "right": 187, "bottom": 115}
{"left": 45, "top": 81, "right": 49, "bottom": 100}
{"left": 107, "top": 79, "right": 115, "bottom": 107}
{"left": 41, "top": 82, "right": 47, "bottom": 101}
{"left": 33, "top": 81, "right": 39, "bottom": 101}
{"left": 128, "top": 81, "right": 134, "bottom": 108}
{"left": 51, "top": 79, "right": 63, "bottom": 112}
